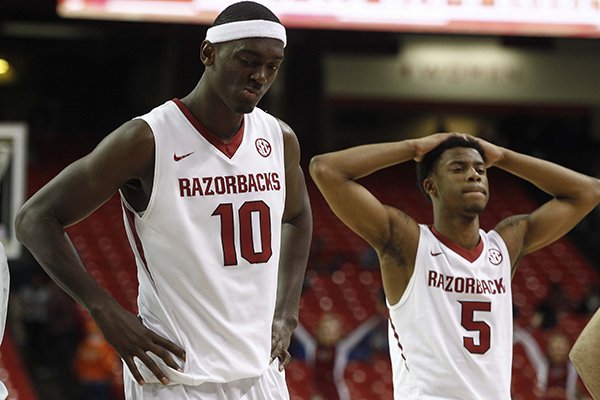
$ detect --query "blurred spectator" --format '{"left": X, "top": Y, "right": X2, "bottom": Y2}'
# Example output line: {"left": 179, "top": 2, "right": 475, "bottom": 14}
{"left": 520, "top": 329, "right": 591, "bottom": 400}
{"left": 541, "top": 331, "right": 579, "bottom": 400}
{"left": 74, "top": 318, "right": 120, "bottom": 400}
{"left": 17, "top": 269, "right": 51, "bottom": 373}
{"left": 308, "top": 234, "right": 341, "bottom": 274}
{"left": 578, "top": 285, "right": 600, "bottom": 315}
{"left": 294, "top": 312, "right": 382, "bottom": 400}
{"left": 47, "top": 282, "right": 82, "bottom": 395}
{"left": 360, "top": 289, "right": 389, "bottom": 358}
{"left": 514, "top": 318, "right": 548, "bottom": 397}
{"left": 531, "top": 283, "right": 572, "bottom": 331}
{"left": 531, "top": 301, "right": 559, "bottom": 331}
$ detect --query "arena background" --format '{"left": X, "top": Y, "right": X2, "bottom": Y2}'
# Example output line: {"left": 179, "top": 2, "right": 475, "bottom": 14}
{"left": 1, "top": 0, "right": 600, "bottom": 398}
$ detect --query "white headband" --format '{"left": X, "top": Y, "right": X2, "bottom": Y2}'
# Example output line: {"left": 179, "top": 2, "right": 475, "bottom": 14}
{"left": 206, "top": 20, "right": 287, "bottom": 48}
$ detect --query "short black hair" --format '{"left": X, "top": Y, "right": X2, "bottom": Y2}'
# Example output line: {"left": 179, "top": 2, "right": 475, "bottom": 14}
{"left": 213, "top": 1, "right": 281, "bottom": 26}
{"left": 416, "top": 136, "right": 486, "bottom": 202}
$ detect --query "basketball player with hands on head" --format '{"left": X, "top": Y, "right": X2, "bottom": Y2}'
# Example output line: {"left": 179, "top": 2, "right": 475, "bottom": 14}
{"left": 309, "top": 132, "right": 600, "bottom": 399}
{"left": 16, "top": 2, "right": 312, "bottom": 399}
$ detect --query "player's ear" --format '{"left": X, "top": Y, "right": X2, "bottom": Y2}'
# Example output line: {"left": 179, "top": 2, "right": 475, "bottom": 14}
{"left": 423, "top": 177, "right": 437, "bottom": 198}
{"left": 201, "top": 40, "right": 216, "bottom": 66}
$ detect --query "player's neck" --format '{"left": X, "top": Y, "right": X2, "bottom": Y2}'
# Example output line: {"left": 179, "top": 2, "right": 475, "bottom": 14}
{"left": 431, "top": 215, "right": 480, "bottom": 250}
{"left": 180, "top": 85, "right": 244, "bottom": 143}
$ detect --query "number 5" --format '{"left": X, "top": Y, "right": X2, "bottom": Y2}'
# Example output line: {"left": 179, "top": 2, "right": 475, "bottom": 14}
{"left": 459, "top": 300, "right": 491, "bottom": 354}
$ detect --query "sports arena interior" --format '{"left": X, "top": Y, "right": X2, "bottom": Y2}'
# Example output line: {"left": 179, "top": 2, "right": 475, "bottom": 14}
{"left": 1, "top": 0, "right": 600, "bottom": 399}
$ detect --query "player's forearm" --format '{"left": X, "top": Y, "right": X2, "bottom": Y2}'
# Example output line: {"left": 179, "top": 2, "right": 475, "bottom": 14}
{"left": 495, "top": 148, "right": 600, "bottom": 208}
{"left": 309, "top": 140, "right": 418, "bottom": 182}
{"left": 15, "top": 203, "right": 120, "bottom": 316}
{"left": 274, "top": 202, "right": 312, "bottom": 327}
{"left": 570, "top": 309, "right": 600, "bottom": 400}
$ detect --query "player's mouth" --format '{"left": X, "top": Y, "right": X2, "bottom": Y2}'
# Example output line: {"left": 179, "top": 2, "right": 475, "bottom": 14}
{"left": 242, "top": 87, "right": 261, "bottom": 100}
{"left": 463, "top": 186, "right": 487, "bottom": 196}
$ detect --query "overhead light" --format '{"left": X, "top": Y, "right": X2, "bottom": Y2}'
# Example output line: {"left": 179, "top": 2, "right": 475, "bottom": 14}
{"left": 0, "top": 59, "right": 9, "bottom": 75}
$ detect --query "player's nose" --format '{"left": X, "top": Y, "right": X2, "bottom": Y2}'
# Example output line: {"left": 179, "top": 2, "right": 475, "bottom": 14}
{"left": 467, "top": 167, "right": 482, "bottom": 181}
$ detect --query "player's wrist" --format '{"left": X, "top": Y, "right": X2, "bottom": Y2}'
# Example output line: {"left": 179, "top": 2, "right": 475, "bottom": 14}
{"left": 273, "top": 312, "right": 298, "bottom": 331}
{"left": 406, "top": 139, "right": 422, "bottom": 162}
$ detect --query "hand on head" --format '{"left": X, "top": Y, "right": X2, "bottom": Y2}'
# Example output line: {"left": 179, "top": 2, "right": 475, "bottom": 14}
{"left": 412, "top": 132, "right": 468, "bottom": 162}
{"left": 413, "top": 132, "right": 504, "bottom": 167}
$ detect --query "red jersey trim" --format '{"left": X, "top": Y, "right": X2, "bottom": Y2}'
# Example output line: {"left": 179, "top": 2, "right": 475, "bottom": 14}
{"left": 173, "top": 98, "right": 244, "bottom": 159}
{"left": 389, "top": 317, "right": 410, "bottom": 372}
{"left": 429, "top": 226, "right": 483, "bottom": 263}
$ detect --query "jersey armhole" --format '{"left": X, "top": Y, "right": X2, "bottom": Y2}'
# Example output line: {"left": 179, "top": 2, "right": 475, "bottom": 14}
{"left": 387, "top": 224, "right": 425, "bottom": 311}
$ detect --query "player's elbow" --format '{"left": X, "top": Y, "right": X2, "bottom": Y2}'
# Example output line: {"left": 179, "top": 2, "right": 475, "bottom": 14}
{"left": 15, "top": 200, "right": 42, "bottom": 247}
{"left": 15, "top": 203, "right": 31, "bottom": 245}
{"left": 588, "top": 177, "right": 600, "bottom": 204}
{"left": 576, "top": 177, "right": 600, "bottom": 212}
{"left": 569, "top": 334, "right": 591, "bottom": 375}
{"left": 569, "top": 341, "right": 582, "bottom": 366}
{"left": 309, "top": 154, "right": 330, "bottom": 184}
{"left": 308, "top": 154, "right": 342, "bottom": 185}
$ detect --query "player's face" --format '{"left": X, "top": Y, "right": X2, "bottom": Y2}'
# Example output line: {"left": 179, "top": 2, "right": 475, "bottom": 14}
{"left": 212, "top": 38, "right": 284, "bottom": 114}
{"left": 430, "top": 147, "right": 489, "bottom": 215}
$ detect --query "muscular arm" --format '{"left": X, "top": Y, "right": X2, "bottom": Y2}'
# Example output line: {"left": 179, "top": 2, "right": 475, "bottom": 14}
{"left": 570, "top": 309, "right": 600, "bottom": 399}
{"left": 270, "top": 120, "right": 312, "bottom": 369}
{"left": 15, "top": 120, "right": 185, "bottom": 384}
{"left": 309, "top": 134, "right": 453, "bottom": 304}
{"left": 489, "top": 144, "right": 600, "bottom": 264}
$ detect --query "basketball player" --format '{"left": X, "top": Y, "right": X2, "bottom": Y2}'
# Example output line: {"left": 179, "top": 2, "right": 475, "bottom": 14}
{"left": 309, "top": 133, "right": 600, "bottom": 399}
{"left": 0, "top": 142, "right": 10, "bottom": 399}
{"left": 570, "top": 308, "right": 600, "bottom": 399}
{"left": 15, "top": 2, "right": 312, "bottom": 399}
{"left": 0, "top": 242, "right": 7, "bottom": 399}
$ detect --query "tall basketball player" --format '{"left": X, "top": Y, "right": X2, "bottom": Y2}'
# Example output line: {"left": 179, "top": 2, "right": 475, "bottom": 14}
{"left": 0, "top": 242, "right": 8, "bottom": 400}
{"left": 309, "top": 133, "right": 600, "bottom": 399}
{"left": 15, "top": 2, "right": 312, "bottom": 399}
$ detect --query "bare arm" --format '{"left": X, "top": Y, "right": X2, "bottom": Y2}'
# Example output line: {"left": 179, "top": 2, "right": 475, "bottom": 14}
{"left": 483, "top": 139, "right": 600, "bottom": 264}
{"left": 570, "top": 309, "right": 600, "bottom": 399}
{"left": 270, "top": 120, "right": 312, "bottom": 370}
{"left": 15, "top": 120, "right": 185, "bottom": 385}
{"left": 309, "top": 133, "right": 454, "bottom": 304}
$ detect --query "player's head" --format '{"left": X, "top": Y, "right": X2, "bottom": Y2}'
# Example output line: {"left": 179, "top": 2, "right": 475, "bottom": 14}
{"left": 201, "top": 1, "right": 286, "bottom": 114}
{"left": 546, "top": 331, "right": 571, "bottom": 363}
{"left": 416, "top": 136, "right": 488, "bottom": 214}
{"left": 212, "top": 1, "right": 282, "bottom": 27}
{"left": 316, "top": 313, "right": 343, "bottom": 345}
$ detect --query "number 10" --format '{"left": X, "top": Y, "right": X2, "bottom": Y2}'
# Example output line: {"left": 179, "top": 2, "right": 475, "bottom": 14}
{"left": 212, "top": 201, "right": 272, "bottom": 266}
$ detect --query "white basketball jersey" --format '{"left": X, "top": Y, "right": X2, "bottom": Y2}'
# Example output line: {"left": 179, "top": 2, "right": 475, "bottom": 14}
{"left": 0, "top": 243, "right": 9, "bottom": 399}
{"left": 120, "top": 99, "right": 286, "bottom": 385}
{"left": 388, "top": 224, "right": 513, "bottom": 399}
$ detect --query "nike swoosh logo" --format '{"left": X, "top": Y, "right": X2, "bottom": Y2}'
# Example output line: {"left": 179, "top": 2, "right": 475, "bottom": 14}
{"left": 430, "top": 250, "right": 443, "bottom": 256}
{"left": 173, "top": 151, "right": 194, "bottom": 162}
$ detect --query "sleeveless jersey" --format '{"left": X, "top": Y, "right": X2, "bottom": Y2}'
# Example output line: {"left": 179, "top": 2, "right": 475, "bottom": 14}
{"left": 388, "top": 224, "right": 513, "bottom": 399}
{"left": 120, "top": 99, "right": 286, "bottom": 385}
{"left": 0, "top": 243, "right": 9, "bottom": 399}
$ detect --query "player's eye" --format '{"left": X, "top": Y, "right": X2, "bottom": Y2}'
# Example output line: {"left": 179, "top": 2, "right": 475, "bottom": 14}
{"left": 240, "top": 57, "right": 256, "bottom": 66}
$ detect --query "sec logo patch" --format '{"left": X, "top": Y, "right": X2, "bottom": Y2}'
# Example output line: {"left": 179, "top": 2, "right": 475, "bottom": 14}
{"left": 488, "top": 249, "right": 503, "bottom": 265}
{"left": 255, "top": 138, "right": 272, "bottom": 157}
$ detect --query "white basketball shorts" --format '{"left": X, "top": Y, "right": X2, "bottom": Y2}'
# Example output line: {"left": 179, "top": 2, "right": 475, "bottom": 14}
{"left": 123, "top": 360, "right": 290, "bottom": 400}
